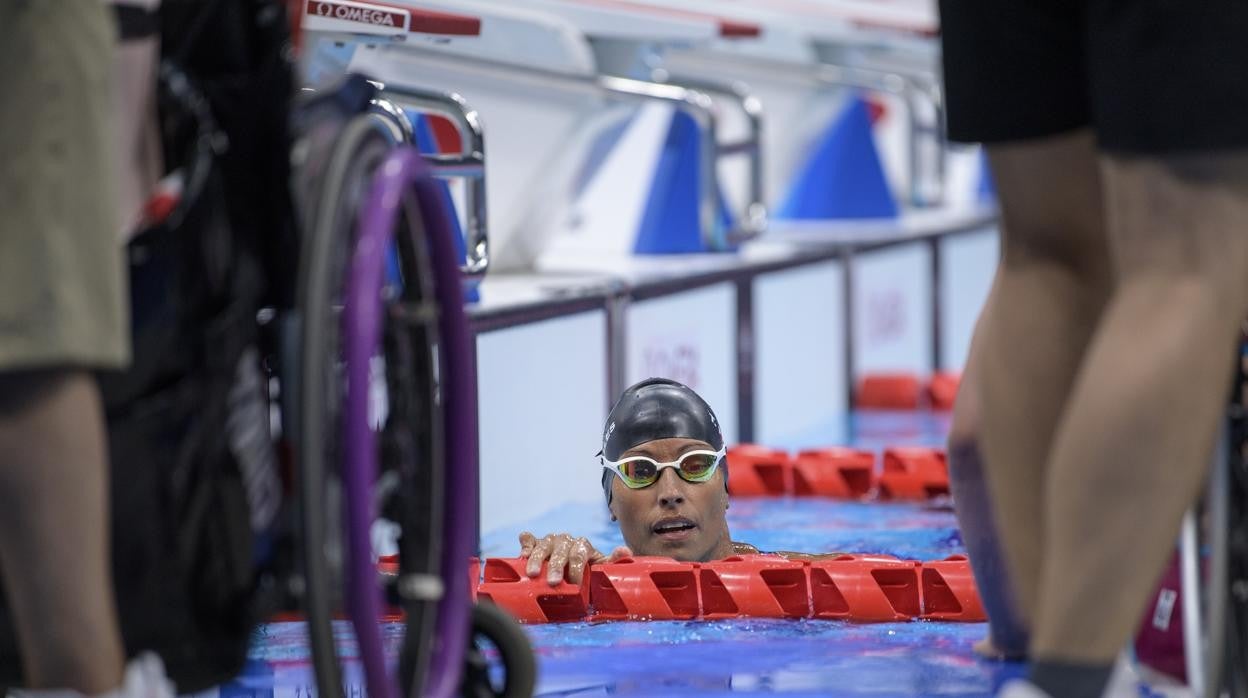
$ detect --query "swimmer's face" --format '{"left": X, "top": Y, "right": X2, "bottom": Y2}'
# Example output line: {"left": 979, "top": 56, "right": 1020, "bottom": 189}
{"left": 608, "top": 437, "right": 733, "bottom": 562}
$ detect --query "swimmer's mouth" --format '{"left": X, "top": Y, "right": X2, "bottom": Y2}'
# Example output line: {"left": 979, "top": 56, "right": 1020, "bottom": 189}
{"left": 652, "top": 517, "right": 697, "bottom": 538}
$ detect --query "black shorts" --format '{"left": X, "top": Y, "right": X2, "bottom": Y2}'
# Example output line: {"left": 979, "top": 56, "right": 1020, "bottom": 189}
{"left": 939, "top": 0, "right": 1248, "bottom": 154}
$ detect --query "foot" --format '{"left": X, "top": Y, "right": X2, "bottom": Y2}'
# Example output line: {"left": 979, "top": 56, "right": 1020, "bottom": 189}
{"left": 997, "top": 679, "right": 1051, "bottom": 698}
{"left": 974, "top": 635, "right": 1027, "bottom": 662}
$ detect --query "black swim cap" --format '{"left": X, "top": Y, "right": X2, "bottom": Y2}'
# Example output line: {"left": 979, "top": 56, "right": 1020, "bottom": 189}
{"left": 599, "top": 377, "right": 727, "bottom": 503}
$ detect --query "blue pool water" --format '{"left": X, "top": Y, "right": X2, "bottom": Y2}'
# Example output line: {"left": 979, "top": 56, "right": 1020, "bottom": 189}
{"left": 235, "top": 411, "right": 1034, "bottom": 697}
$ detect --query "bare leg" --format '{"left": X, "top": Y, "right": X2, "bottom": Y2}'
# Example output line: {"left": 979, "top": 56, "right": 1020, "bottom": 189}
{"left": 976, "top": 130, "right": 1114, "bottom": 627}
{"left": 1032, "top": 153, "right": 1248, "bottom": 667}
{"left": 0, "top": 372, "right": 125, "bottom": 692}
{"left": 947, "top": 283, "right": 1030, "bottom": 660}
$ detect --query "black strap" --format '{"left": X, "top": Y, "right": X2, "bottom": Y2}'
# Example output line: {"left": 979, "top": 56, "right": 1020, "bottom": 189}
{"left": 114, "top": 4, "right": 160, "bottom": 41}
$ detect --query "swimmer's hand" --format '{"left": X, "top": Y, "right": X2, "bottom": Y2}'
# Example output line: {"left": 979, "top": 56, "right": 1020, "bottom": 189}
{"left": 518, "top": 531, "right": 631, "bottom": 586}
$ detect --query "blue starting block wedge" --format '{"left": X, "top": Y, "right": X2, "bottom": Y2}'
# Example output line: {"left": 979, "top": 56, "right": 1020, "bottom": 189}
{"left": 776, "top": 94, "right": 898, "bottom": 220}
{"left": 634, "top": 110, "right": 735, "bottom": 255}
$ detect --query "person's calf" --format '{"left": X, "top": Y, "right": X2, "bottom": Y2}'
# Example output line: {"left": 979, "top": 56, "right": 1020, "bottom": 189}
{"left": 948, "top": 435, "right": 1030, "bottom": 659}
{"left": 0, "top": 370, "right": 125, "bottom": 693}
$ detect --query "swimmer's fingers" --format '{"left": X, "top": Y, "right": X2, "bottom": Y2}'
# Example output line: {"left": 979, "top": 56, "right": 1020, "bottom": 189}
{"left": 545, "top": 537, "right": 574, "bottom": 585}
{"left": 566, "top": 538, "right": 594, "bottom": 584}
{"left": 518, "top": 531, "right": 537, "bottom": 557}
{"left": 596, "top": 544, "right": 633, "bottom": 564}
{"left": 525, "top": 535, "right": 557, "bottom": 578}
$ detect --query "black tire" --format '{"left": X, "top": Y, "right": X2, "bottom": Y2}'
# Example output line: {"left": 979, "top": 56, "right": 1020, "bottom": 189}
{"left": 296, "top": 111, "right": 404, "bottom": 698}
{"left": 462, "top": 602, "right": 537, "bottom": 698}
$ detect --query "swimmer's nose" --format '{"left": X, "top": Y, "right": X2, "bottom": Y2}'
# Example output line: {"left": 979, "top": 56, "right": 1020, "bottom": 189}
{"left": 656, "top": 468, "right": 686, "bottom": 508}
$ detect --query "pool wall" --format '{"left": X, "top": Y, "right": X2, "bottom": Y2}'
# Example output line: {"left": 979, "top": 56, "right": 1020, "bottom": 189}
{"left": 473, "top": 227, "right": 997, "bottom": 544}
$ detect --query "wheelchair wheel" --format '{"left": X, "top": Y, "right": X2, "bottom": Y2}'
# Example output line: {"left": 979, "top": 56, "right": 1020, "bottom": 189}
{"left": 296, "top": 110, "right": 405, "bottom": 698}
{"left": 346, "top": 135, "right": 449, "bottom": 698}
{"left": 363, "top": 146, "right": 446, "bottom": 698}
{"left": 461, "top": 602, "right": 537, "bottom": 698}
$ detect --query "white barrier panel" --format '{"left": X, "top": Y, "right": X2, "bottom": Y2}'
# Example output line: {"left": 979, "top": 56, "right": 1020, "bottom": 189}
{"left": 754, "top": 260, "right": 848, "bottom": 447}
{"left": 852, "top": 242, "right": 933, "bottom": 377}
{"left": 939, "top": 227, "right": 999, "bottom": 372}
{"left": 477, "top": 311, "right": 608, "bottom": 534}
{"left": 626, "top": 283, "right": 739, "bottom": 445}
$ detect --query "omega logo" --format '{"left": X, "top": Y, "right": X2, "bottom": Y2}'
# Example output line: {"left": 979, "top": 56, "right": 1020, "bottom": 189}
{"left": 307, "top": 0, "right": 403, "bottom": 28}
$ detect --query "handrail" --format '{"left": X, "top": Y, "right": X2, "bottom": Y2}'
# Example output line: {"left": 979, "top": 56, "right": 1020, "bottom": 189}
{"left": 594, "top": 75, "right": 726, "bottom": 250}
{"left": 657, "top": 72, "right": 769, "bottom": 243}
{"left": 366, "top": 80, "right": 490, "bottom": 279}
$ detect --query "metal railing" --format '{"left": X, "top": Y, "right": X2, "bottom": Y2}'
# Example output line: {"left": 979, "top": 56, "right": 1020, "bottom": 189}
{"left": 657, "top": 72, "right": 768, "bottom": 243}
{"left": 366, "top": 80, "right": 490, "bottom": 280}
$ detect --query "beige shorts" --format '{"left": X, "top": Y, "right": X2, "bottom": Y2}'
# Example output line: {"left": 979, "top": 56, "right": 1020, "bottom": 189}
{"left": 0, "top": 0, "right": 129, "bottom": 371}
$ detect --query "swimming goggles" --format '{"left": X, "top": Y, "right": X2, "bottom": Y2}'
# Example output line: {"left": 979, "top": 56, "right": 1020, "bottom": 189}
{"left": 601, "top": 447, "right": 726, "bottom": 489}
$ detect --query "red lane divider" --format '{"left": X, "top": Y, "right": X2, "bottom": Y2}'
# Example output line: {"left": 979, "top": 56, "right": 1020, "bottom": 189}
{"left": 809, "top": 555, "right": 920, "bottom": 621}
{"left": 700, "top": 555, "right": 809, "bottom": 619}
{"left": 727, "top": 444, "right": 950, "bottom": 500}
{"left": 856, "top": 373, "right": 922, "bottom": 410}
{"left": 878, "top": 447, "right": 949, "bottom": 500}
{"left": 920, "top": 555, "right": 986, "bottom": 622}
{"left": 590, "top": 557, "right": 700, "bottom": 621}
{"left": 855, "top": 372, "right": 963, "bottom": 411}
{"left": 791, "top": 448, "right": 875, "bottom": 498}
{"left": 476, "top": 557, "right": 590, "bottom": 623}
{"left": 926, "top": 371, "right": 961, "bottom": 411}
{"left": 726, "top": 445, "right": 792, "bottom": 496}
{"left": 471, "top": 555, "right": 985, "bottom": 624}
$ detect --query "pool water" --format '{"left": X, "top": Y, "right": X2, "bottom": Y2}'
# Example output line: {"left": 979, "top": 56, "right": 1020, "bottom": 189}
{"left": 234, "top": 411, "right": 1033, "bottom": 697}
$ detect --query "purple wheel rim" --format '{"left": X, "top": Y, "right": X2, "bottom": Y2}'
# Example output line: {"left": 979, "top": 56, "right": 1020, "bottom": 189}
{"left": 343, "top": 147, "right": 475, "bottom": 698}
{"left": 343, "top": 155, "right": 396, "bottom": 698}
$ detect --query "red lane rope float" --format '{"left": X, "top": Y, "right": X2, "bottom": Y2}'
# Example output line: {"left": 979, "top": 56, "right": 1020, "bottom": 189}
{"left": 590, "top": 557, "right": 700, "bottom": 621}
{"left": 926, "top": 371, "right": 962, "bottom": 411}
{"left": 791, "top": 448, "right": 876, "bottom": 498}
{"left": 809, "top": 555, "right": 920, "bottom": 621}
{"left": 878, "top": 447, "right": 949, "bottom": 500}
{"left": 700, "top": 555, "right": 809, "bottom": 619}
{"left": 477, "top": 557, "right": 591, "bottom": 623}
{"left": 725, "top": 444, "right": 791, "bottom": 496}
{"left": 855, "top": 373, "right": 923, "bottom": 410}
{"left": 727, "top": 445, "right": 950, "bottom": 500}
{"left": 920, "top": 554, "right": 985, "bottom": 621}
{"left": 471, "top": 554, "right": 986, "bottom": 624}
{"left": 854, "top": 372, "right": 963, "bottom": 411}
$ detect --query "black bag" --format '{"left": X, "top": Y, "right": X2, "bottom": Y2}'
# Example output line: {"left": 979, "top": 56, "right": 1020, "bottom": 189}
{"left": 106, "top": 1, "right": 298, "bottom": 687}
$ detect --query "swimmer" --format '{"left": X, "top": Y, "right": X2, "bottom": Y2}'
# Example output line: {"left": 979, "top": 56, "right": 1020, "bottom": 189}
{"left": 519, "top": 378, "right": 840, "bottom": 586}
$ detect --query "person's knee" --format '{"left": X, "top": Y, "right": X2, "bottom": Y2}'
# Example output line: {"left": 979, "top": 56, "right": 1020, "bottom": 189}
{"left": 0, "top": 369, "right": 78, "bottom": 416}
{"left": 988, "top": 131, "right": 1112, "bottom": 283}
